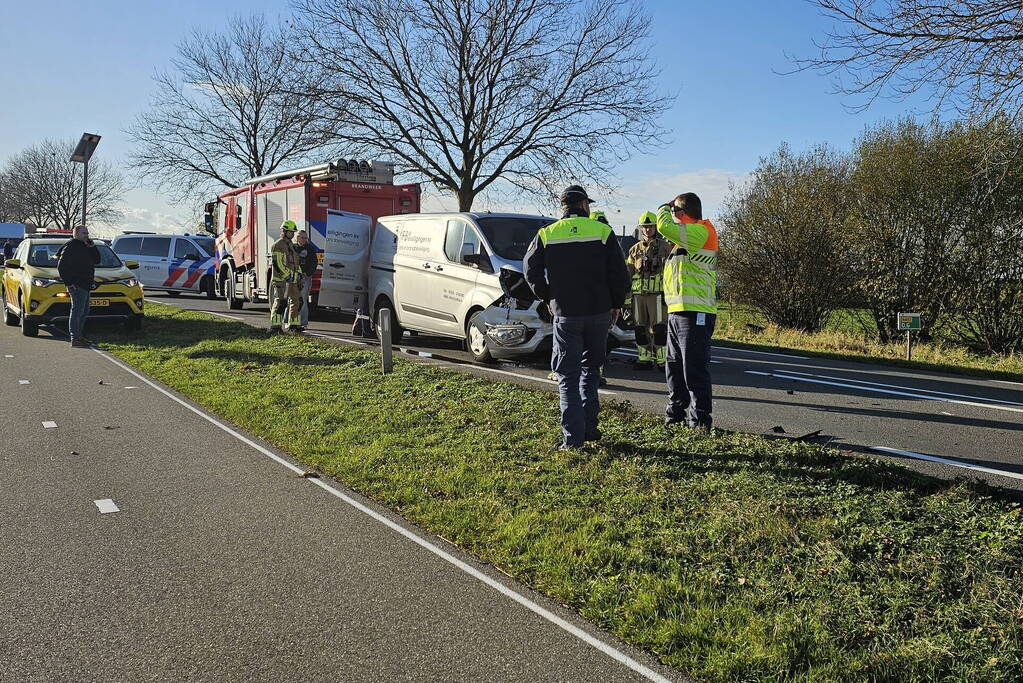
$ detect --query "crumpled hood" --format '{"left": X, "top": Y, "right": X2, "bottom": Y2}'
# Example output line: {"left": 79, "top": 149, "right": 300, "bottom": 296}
{"left": 499, "top": 265, "right": 536, "bottom": 302}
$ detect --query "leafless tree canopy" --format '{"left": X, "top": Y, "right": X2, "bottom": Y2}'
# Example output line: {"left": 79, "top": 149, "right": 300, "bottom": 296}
{"left": 0, "top": 139, "right": 124, "bottom": 230}
{"left": 126, "top": 14, "right": 336, "bottom": 204}
{"left": 798, "top": 1, "right": 1023, "bottom": 117}
{"left": 293, "top": 0, "right": 670, "bottom": 210}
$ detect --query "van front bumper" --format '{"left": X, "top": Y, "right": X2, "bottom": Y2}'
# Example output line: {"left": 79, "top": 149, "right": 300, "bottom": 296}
{"left": 478, "top": 303, "right": 636, "bottom": 360}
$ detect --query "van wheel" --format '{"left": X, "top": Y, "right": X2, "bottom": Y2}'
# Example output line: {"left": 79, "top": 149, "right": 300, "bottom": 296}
{"left": 227, "top": 274, "right": 244, "bottom": 310}
{"left": 374, "top": 296, "right": 404, "bottom": 345}
{"left": 466, "top": 309, "right": 494, "bottom": 364}
{"left": 166, "top": 291, "right": 181, "bottom": 298}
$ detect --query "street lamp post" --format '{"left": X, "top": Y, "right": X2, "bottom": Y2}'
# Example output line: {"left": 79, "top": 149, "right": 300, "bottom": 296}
{"left": 70, "top": 133, "right": 101, "bottom": 229}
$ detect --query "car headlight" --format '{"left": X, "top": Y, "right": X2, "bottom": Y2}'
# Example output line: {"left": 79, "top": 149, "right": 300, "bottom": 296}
{"left": 32, "top": 277, "right": 61, "bottom": 287}
{"left": 117, "top": 278, "right": 139, "bottom": 287}
{"left": 486, "top": 323, "right": 528, "bottom": 346}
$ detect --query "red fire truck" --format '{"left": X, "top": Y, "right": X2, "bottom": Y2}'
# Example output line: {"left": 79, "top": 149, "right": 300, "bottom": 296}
{"left": 205, "top": 159, "right": 421, "bottom": 314}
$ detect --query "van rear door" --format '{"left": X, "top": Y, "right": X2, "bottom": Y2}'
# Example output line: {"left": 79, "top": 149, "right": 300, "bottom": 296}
{"left": 318, "top": 209, "right": 371, "bottom": 312}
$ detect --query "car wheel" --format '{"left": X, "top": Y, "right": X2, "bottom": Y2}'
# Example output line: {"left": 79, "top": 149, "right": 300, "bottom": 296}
{"left": 20, "top": 301, "right": 37, "bottom": 337}
{"left": 227, "top": 273, "right": 244, "bottom": 310}
{"left": 374, "top": 296, "right": 404, "bottom": 345}
{"left": 203, "top": 275, "right": 218, "bottom": 300}
{"left": 466, "top": 310, "right": 494, "bottom": 364}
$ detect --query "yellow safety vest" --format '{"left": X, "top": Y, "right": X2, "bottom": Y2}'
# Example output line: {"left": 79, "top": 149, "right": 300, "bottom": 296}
{"left": 655, "top": 206, "right": 718, "bottom": 314}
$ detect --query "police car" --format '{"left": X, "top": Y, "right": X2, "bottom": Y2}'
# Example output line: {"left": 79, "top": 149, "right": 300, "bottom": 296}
{"left": 111, "top": 233, "right": 219, "bottom": 298}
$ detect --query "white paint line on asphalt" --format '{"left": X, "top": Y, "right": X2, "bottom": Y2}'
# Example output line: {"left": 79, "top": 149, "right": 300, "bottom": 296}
{"left": 713, "top": 346, "right": 808, "bottom": 360}
{"left": 206, "top": 311, "right": 242, "bottom": 321}
{"left": 305, "top": 331, "right": 371, "bottom": 347}
{"left": 90, "top": 347, "right": 665, "bottom": 682}
{"left": 752, "top": 370, "right": 1023, "bottom": 415}
{"left": 19, "top": 380, "right": 30, "bottom": 385}
{"left": 4, "top": 354, "right": 13, "bottom": 358}
{"left": 124, "top": 386, "right": 138, "bottom": 390}
{"left": 777, "top": 369, "right": 1023, "bottom": 407}
{"left": 94, "top": 499, "right": 120, "bottom": 514}
{"left": 870, "top": 446, "right": 1023, "bottom": 482}
{"left": 993, "top": 380, "right": 1023, "bottom": 387}
{"left": 744, "top": 371, "right": 771, "bottom": 377}
{"left": 42, "top": 421, "right": 57, "bottom": 429}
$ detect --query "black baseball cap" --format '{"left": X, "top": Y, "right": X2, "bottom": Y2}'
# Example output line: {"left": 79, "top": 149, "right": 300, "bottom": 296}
{"left": 559, "top": 184, "right": 594, "bottom": 204}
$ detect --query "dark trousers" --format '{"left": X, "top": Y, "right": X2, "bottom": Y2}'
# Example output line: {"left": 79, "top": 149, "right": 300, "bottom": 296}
{"left": 552, "top": 312, "right": 611, "bottom": 447}
{"left": 67, "top": 284, "right": 91, "bottom": 341}
{"left": 665, "top": 312, "right": 716, "bottom": 428}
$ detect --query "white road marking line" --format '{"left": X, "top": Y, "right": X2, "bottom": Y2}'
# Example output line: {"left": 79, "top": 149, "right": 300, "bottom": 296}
{"left": 713, "top": 346, "right": 808, "bottom": 360}
{"left": 777, "top": 369, "right": 1023, "bottom": 407}
{"left": 305, "top": 331, "right": 371, "bottom": 347}
{"left": 710, "top": 360, "right": 723, "bottom": 364}
{"left": 744, "top": 370, "right": 771, "bottom": 377}
{"left": 206, "top": 311, "right": 242, "bottom": 321}
{"left": 124, "top": 386, "right": 138, "bottom": 390}
{"left": 752, "top": 370, "right": 1023, "bottom": 415}
{"left": 870, "top": 446, "right": 1023, "bottom": 482}
{"left": 94, "top": 499, "right": 120, "bottom": 514}
{"left": 19, "top": 380, "right": 30, "bottom": 385}
{"left": 4, "top": 354, "right": 13, "bottom": 358}
{"left": 993, "top": 380, "right": 1023, "bottom": 387}
{"left": 91, "top": 348, "right": 663, "bottom": 682}
{"left": 42, "top": 421, "right": 57, "bottom": 429}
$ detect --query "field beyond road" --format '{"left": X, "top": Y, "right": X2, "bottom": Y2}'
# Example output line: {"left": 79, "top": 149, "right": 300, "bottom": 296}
{"left": 93, "top": 304, "right": 1023, "bottom": 681}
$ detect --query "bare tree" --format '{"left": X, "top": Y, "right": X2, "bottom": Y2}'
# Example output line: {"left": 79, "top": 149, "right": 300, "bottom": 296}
{"left": 293, "top": 0, "right": 670, "bottom": 211}
{"left": 1, "top": 139, "right": 124, "bottom": 230}
{"left": 126, "top": 14, "right": 336, "bottom": 204}
{"left": 798, "top": 1, "right": 1023, "bottom": 118}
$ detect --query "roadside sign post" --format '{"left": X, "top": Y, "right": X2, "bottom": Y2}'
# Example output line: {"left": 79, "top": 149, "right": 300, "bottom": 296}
{"left": 378, "top": 308, "right": 393, "bottom": 374}
{"left": 897, "top": 313, "right": 922, "bottom": 361}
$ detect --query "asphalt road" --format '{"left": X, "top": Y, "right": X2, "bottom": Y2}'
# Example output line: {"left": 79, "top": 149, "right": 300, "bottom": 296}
{"left": 0, "top": 321, "right": 678, "bottom": 682}
{"left": 158, "top": 292, "right": 1023, "bottom": 491}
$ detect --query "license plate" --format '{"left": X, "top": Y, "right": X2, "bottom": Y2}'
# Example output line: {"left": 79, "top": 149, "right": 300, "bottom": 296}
{"left": 90, "top": 299, "right": 110, "bottom": 307}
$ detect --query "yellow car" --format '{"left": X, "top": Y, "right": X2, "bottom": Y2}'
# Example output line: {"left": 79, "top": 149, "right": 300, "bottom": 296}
{"left": 2, "top": 237, "right": 144, "bottom": 337}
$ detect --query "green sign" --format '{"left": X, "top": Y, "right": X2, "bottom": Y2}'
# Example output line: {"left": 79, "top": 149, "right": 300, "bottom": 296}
{"left": 897, "top": 313, "right": 922, "bottom": 331}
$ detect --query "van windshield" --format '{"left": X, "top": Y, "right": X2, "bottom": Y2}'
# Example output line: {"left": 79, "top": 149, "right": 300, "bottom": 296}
{"left": 477, "top": 217, "right": 552, "bottom": 261}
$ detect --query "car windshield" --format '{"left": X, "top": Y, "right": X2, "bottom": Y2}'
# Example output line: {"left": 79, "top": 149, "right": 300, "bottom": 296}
{"left": 477, "top": 217, "right": 552, "bottom": 261}
{"left": 28, "top": 242, "right": 123, "bottom": 269}
{"left": 192, "top": 237, "right": 215, "bottom": 256}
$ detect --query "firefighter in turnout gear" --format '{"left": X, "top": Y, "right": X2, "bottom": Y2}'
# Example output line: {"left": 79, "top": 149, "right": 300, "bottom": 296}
{"left": 269, "top": 220, "right": 304, "bottom": 333}
{"left": 626, "top": 211, "right": 672, "bottom": 370}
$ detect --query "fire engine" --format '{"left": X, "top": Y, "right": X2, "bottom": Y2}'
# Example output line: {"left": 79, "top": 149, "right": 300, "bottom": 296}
{"left": 205, "top": 159, "right": 421, "bottom": 315}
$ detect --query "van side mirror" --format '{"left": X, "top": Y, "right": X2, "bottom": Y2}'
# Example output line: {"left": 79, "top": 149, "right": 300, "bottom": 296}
{"left": 125, "top": 260, "right": 140, "bottom": 269}
{"left": 4, "top": 258, "right": 20, "bottom": 269}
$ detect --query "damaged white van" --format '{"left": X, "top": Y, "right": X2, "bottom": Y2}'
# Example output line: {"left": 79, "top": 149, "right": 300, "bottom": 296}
{"left": 369, "top": 212, "right": 634, "bottom": 362}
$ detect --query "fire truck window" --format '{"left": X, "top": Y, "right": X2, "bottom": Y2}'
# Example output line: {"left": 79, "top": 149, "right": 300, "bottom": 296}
{"left": 140, "top": 237, "right": 171, "bottom": 258}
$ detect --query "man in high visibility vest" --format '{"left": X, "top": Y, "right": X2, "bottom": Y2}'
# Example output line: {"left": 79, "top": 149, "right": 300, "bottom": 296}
{"left": 269, "top": 220, "right": 304, "bottom": 333}
{"left": 657, "top": 192, "right": 718, "bottom": 430}
{"left": 525, "top": 185, "right": 630, "bottom": 449}
{"left": 626, "top": 211, "right": 672, "bottom": 370}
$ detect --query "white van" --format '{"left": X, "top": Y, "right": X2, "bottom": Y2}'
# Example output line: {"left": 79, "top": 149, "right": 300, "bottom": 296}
{"left": 370, "top": 212, "right": 554, "bottom": 362}
{"left": 111, "top": 233, "right": 218, "bottom": 298}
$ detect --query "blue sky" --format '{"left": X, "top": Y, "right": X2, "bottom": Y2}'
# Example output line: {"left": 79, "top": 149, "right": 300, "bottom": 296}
{"left": 0, "top": 0, "right": 932, "bottom": 234}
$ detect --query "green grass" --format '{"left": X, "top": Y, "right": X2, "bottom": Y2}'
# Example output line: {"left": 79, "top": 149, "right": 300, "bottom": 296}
{"left": 716, "top": 304, "right": 1023, "bottom": 381}
{"left": 92, "top": 303, "right": 1023, "bottom": 681}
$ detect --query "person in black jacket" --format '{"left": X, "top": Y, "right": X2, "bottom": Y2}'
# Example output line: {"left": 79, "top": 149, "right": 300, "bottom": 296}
{"left": 57, "top": 226, "right": 100, "bottom": 347}
{"left": 524, "top": 185, "right": 630, "bottom": 449}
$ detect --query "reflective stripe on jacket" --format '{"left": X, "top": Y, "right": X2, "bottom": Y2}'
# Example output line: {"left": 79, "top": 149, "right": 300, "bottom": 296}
{"left": 271, "top": 238, "right": 301, "bottom": 283}
{"left": 524, "top": 214, "right": 630, "bottom": 317}
{"left": 656, "top": 205, "right": 718, "bottom": 314}
{"left": 627, "top": 237, "right": 672, "bottom": 294}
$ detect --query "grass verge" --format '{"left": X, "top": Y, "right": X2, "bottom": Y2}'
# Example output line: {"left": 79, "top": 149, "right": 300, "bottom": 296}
{"left": 93, "top": 303, "right": 1023, "bottom": 681}
{"left": 715, "top": 305, "right": 1023, "bottom": 381}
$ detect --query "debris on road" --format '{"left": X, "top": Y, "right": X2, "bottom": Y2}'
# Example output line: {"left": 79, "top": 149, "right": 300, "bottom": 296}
{"left": 771, "top": 426, "right": 785, "bottom": 433}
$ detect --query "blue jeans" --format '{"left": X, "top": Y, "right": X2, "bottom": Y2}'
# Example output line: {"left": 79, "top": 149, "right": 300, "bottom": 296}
{"left": 68, "top": 284, "right": 91, "bottom": 341}
{"left": 665, "top": 312, "right": 716, "bottom": 428}
{"left": 552, "top": 312, "right": 611, "bottom": 447}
